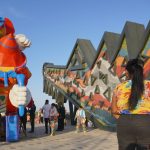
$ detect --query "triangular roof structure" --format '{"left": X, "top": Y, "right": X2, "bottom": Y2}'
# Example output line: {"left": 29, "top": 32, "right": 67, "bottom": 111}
{"left": 139, "top": 20, "right": 150, "bottom": 57}
{"left": 91, "top": 32, "right": 120, "bottom": 69}
{"left": 109, "top": 21, "right": 145, "bottom": 78}
{"left": 66, "top": 39, "right": 96, "bottom": 70}
{"left": 111, "top": 21, "right": 145, "bottom": 63}
{"left": 138, "top": 20, "right": 150, "bottom": 78}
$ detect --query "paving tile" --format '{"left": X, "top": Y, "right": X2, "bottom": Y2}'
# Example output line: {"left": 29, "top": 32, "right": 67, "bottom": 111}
{"left": 0, "top": 123, "right": 118, "bottom": 150}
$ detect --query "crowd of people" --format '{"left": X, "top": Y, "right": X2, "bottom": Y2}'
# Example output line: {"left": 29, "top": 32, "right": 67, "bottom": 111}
{"left": 0, "top": 98, "right": 88, "bottom": 141}
{"left": 40, "top": 100, "right": 88, "bottom": 136}
{"left": 41, "top": 100, "right": 66, "bottom": 136}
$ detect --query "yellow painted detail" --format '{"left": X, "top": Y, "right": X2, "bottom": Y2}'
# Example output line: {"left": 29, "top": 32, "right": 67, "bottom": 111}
{"left": 0, "top": 67, "right": 15, "bottom": 72}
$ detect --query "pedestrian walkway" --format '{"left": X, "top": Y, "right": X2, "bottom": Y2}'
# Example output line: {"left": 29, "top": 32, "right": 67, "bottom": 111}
{"left": 0, "top": 122, "right": 118, "bottom": 150}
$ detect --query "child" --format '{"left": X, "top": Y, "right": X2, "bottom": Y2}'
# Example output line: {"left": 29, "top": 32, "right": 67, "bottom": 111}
{"left": 75, "top": 106, "right": 87, "bottom": 133}
{"left": 49, "top": 103, "right": 58, "bottom": 136}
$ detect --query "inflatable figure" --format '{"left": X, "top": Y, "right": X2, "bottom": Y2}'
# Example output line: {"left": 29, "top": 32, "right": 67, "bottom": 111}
{"left": 0, "top": 17, "right": 32, "bottom": 116}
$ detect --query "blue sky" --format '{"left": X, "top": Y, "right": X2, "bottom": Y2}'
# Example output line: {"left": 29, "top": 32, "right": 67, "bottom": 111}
{"left": 1, "top": 0, "right": 150, "bottom": 111}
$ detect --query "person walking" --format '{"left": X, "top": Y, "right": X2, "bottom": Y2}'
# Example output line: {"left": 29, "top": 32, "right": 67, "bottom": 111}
{"left": 74, "top": 106, "right": 87, "bottom": 133}
{"left": 57, "top": 103, "right": 65, "bottom": 131}
{"left": 111, "top": 58, "right": 150, "bottom": 150}
{"left": 28, "top": 101, "right": 36, "bottom": 133}
{"left": 37, "top": 109, "right": 42, "bottom": 124}
{"left": 40, "top": 110, "right": 44, "bottom": 123}
{"left": 42, "top": 99, "right": 51, "bottom": 134}
{"left": 19, "top": 107, "right": 27, "bottom": 136}
{"left": 49, "top": 103, "right": 58, "bottom": 136}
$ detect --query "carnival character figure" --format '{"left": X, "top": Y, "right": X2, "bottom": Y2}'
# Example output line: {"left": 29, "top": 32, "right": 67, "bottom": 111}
{"left": 0, "top": 17, "right": 33, "bottom": 115}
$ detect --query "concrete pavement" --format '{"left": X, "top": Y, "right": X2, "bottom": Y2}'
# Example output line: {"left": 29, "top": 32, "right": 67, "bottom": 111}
{"left": 0, "top": 122, "right": 118, "bottom": 150}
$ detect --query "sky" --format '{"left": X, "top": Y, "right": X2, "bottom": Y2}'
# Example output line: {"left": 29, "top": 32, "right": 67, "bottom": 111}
{"left": 1, "top": 0, "right": 150, "bottom": 111}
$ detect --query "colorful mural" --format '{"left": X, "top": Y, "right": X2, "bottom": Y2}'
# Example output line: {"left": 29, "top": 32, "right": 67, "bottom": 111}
{"left": 43, "top": 21, "right": 149, "bottom": 130}
{"left": 142, "top": 36, "right": 150, "bottom": 78}
{"left": 98, "top": 43, "right": 107, "bottom": 60}
{"left": 113, "top": 38, "right": 128, "bottom": 79}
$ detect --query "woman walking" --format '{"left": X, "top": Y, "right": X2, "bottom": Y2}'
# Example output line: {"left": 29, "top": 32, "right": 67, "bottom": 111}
{"left": 111, "top": 58, "right": 150, "bottom": 150}
{"left": 49, "top": 103, "right": 58, "bottom": 136}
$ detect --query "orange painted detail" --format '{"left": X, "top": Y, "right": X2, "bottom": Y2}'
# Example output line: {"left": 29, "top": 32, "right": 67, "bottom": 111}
{"left": 115, "top": 56, "right": 125, "bottom": 77}
{"left": 76, "top": 79, "right": 86, "bottom": 88}
{"left": 80, "top": 96, "right": 89, "bottom": 102}
{"left": 67, "top": 71, "right": 76, "bottom": 79}
{"left": 89, "top": 94, "right": 111, "bottom": 108}
{"left": 0, "top": 33, "right": 26, "bottom": 67}
{"left": 143, "top": 49, "right": 150, "bottom": 78}
{"left": 84, "top": 70, "right": 91, "bottom": 80}
{"left": 144, "top": 60, "right": 150, "bottom": 78}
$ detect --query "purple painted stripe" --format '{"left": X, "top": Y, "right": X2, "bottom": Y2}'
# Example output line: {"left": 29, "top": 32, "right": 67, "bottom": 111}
{"left": 0, "top": 41, "right": 19, "bottom": 50}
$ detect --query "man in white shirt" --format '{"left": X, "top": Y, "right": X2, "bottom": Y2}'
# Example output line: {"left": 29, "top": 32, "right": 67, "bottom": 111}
{"left": 42, "top": 100, "right": 51, "bottom": 134}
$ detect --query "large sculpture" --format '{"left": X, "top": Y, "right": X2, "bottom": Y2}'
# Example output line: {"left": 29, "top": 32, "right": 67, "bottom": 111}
{"left": 0, "top": 17, "right": 32, "bottom": 139}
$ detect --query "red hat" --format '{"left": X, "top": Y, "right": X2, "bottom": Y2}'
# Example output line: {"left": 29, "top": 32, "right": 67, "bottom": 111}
{"left": 4, "top": 18, "right": 15, "bottom": 34}
{"left": 0, "top": 33, "right": 26, "bottom": 67}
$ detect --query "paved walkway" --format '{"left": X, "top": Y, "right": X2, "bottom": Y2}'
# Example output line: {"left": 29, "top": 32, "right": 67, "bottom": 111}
{"left": 0, "top": 122, "right": 118, "bottom": 150}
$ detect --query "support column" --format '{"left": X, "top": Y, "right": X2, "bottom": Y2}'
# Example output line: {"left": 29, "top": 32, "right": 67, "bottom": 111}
{"left": 73, "top": 106, "right": 78, "bottom": 125}
{"left": 69, "top": 101, "right": 78, "bottom": 125}
{"left": 69, "top": 101, "right": 74, "bottom": 125}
